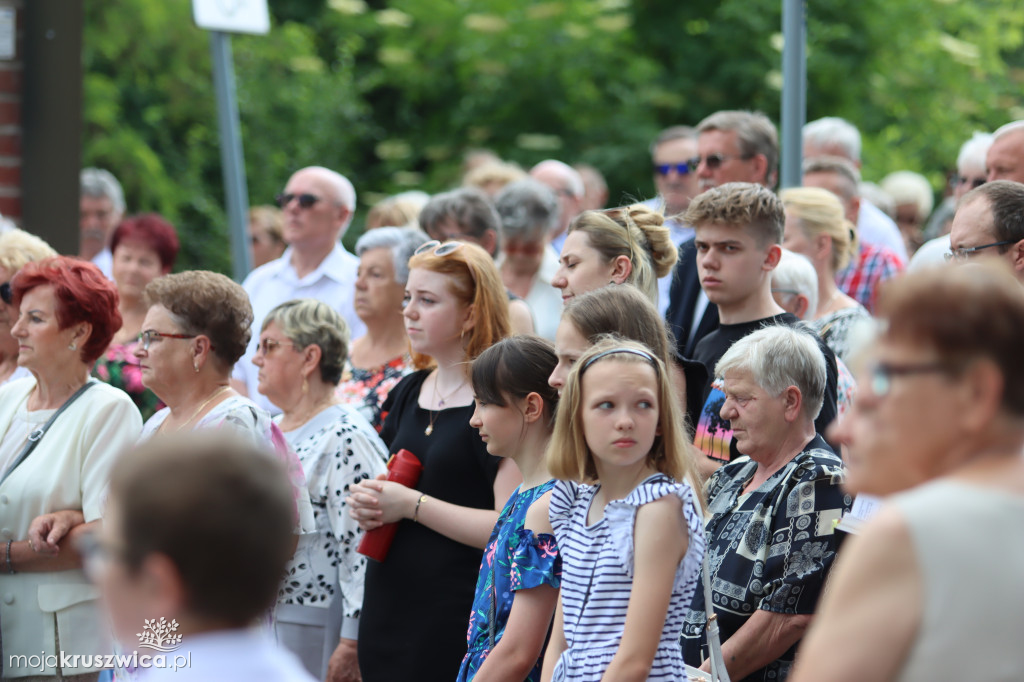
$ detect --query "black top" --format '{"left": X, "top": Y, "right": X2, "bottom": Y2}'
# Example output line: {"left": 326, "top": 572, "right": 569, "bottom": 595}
{"left": 691, "top": 313, "right": 839, "bottom": 461}
{"left": 358, "top": 370, "right": 503, "bottom": 682}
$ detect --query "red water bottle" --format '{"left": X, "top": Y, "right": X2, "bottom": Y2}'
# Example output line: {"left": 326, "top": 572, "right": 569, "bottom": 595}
{"left": 357, "top": 449, "right": 423, "bottom": 562}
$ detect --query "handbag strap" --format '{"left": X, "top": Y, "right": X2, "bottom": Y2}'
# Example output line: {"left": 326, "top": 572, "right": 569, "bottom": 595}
{"left": 702, "top": 551, "right": 731, "bottom": 682}
{"left": 0, "top": 379, "right": 97, "bottom": 486}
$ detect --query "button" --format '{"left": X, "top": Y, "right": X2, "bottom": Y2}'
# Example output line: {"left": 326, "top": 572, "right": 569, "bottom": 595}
{"left": 3, "top": 593, "right": 13, "bottom": 605}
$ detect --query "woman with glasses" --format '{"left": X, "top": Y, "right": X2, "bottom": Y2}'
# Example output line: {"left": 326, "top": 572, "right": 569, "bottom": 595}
{"left": 0, "top": 228, "right": 57, "bottom": 387}
{"left": 253, "top": 298, "right": 388, "bottom": 681}
{"left": 92, "top": 214, "right": 179, "bottom": 420}
{"left": 337, "top": 226, "right": 429, "bottom": 432}
{"left": 347, "top": 240, "right": 517, "bottom": 682}
{"left": 791, "top": 263, "right": 1024, "bottom": 682}
{"left": 552, "top": 204, "right": 678, "bottom": 309}
{"left": 781, "top": 187, "right": 871, "bottom": 364}
{"left": 0, "top": 256, "right": 142, "bottom": 682}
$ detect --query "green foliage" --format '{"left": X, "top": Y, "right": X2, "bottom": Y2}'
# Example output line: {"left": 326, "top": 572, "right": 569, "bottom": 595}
{"left": 83, "top": 0, "right": 1024, "bottom": 274}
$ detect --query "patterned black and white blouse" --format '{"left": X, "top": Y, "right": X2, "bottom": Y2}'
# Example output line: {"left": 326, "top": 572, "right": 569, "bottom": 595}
{"left": 680, "top": 435, "right": 851, "bottom": 682}
{"left": 275, "top": 404, "right": 388, "bottom": 622}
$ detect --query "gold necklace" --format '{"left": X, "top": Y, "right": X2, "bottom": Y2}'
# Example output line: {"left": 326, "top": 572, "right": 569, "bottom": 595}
{"left": 161, "top": 385, "right": 231, "bottom": 433}
{"left": 425, "top": 372, "right": 467, "bottom": 436}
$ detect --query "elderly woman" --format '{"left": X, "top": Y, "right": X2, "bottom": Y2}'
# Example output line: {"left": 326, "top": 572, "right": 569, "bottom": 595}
{"left": 337, "top": 226, "right": 429, "bottom": 431}
{"left": 494, "top": 179, "right": 564, "bottom": 340}
{"left": 680, "top": 325, "right": 850, "bottom": 682}
{"left": 0, "top": 229, "right": 57, "bottom": 386}
{"left": 781, "top": 187, "right": 871, "bottom": 364}
{"left": 93, "top": 213, "right": 179, "bottom": 420}
{"left": 0, "top": 256, "right": 142, "bottom": 682}
{"left": 249, "top": 205, "right": 287, "bottom": 269}
{"left": 254, "top": 299, "right": 388, "bottom": 681}
{"left": 791, "top": 264, "right": 1024, "bottom": 682}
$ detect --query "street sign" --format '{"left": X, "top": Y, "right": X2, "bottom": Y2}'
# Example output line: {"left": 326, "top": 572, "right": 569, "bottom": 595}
{"left": 193, "top": 0, "right": 270, "bottom": 36}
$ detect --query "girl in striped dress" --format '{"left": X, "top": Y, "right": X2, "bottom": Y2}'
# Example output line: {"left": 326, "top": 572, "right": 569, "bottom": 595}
{"left": 541, "top": 338, "right": 706, "bottom": 682}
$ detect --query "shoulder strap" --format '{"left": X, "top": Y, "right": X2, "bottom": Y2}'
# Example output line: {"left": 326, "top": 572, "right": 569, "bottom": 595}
{"left": 702, "top": 551, "right": 731, "bottom": 682}
{"left": 0, "top": 379, "right": 97, "bottom": 486}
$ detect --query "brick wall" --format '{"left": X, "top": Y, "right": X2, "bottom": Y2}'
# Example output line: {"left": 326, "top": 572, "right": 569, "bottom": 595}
{"left": 0, "top": 0, "right": 20, "bottom": 222}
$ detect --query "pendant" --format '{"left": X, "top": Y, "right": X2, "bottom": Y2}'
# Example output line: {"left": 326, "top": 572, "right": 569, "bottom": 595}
{"left": 425, "top": 424, "right": 433, "bottom": 436}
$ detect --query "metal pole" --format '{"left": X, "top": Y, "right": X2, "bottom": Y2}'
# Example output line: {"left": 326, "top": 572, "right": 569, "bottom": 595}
{"left": 780, "top": 0, "right": 806, "bottom": 189}
{"left": 209, "top": 30, "right": 252, "bottom": 280}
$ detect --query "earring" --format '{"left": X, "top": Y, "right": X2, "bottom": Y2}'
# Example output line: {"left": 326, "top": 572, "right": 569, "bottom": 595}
{"left": 302, "top": 377, "right": 309, "bottom": 394}
{"left": 68, "top": 342, "right": 77, "bottom": 351}
{"left": 193, "top": 362, "right": 200, "bottom": 373}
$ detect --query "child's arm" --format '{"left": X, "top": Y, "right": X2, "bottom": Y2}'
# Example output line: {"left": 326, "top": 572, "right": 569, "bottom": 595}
{"left": 601, "top": 494, "right": 689, "bottom": 682}
{"left": 540, "top": 594, "right": 567, "bottom": 682}
{"left": 474, "top": 491, "right": 559, "bottom": 682}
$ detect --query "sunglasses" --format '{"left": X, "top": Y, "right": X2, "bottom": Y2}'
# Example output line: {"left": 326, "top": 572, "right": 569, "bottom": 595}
{"left": 275, "top": 193, "right": 321, "bottom": 209}
{"left": 0, "top": 282, "right": 10, "bottom": 305}
{"left": 954, "top": 175, "right": 986, "bottom": 190}
{"left": 414, "top": 240, "right": 465, "bottom": 257}
{"left": 654, "top": 162, "right": 692, "bottom": 176}
{"left": 687, "top": 153, "right": 753, "bottom": 170}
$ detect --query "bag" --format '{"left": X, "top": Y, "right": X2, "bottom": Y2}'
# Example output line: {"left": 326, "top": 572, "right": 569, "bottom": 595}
{"left": 684, "top": 552, "right": 731, "bottom": 682}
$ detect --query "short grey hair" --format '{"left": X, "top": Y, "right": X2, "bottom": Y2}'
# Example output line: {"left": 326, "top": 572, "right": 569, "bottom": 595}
{"left": 261, "top": 299, "right": 349, "bottom": 385}
{"left": 494, "top": 179, "right": 559, "bottom": 239}
{"left": 993, "top": 120, "right": 1024, "bottom": 141}
{"left": 881, "top": 171, "right": 934, "bottom": 218}
{"left": 802, "top": 155, "right": 861, "bottom": 199}
{"left": 697, "top": 110, "right": 779, "bottom": 186}
{"left": 772, "top": 249, "right": 818, "bottom": 322}
{"left": 802, "top": 117, "right": 862, "bottom": 162}
{"left": 716, "top": 325, "right": 827, "bottom": 420}
{"left": 956, "top": 132, "right": 993, "bottom": 173}
{"left": 649, "top": 125, "right": 697, "bottom": 156}
{"left": 418, "top": 187, "right": 501, "bottom": 245}
{"left": 354, "top": 226, "right": 430, "bottom": 285}
{"left": 81, "top": 168, "right": 125, "bottom": 214}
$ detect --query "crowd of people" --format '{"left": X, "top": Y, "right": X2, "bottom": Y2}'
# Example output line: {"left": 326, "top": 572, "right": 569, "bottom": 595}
{"left": 0, "top": 111, "right": 1022, "bottom": 682}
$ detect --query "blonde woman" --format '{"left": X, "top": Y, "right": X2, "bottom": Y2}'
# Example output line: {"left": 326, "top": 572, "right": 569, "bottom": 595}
{"left": 781, "top": 187, "right": 871, "bottom": 364}
{"left": 0, "top": 229, "right": 57, "bottom": 386}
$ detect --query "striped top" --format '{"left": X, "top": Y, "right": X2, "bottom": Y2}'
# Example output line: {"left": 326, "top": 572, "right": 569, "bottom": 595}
{"left": 548, "top": 474, "right": 705, "bottom": 682}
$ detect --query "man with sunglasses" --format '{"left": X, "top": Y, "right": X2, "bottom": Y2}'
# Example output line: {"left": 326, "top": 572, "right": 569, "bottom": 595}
{"left": 948, "top": 180, "right": 1024, "bottom": 282}
{"left": 665, "top": 111, "right": 779, "bottom": 358}
{"left": 232, "top": 166, "right": 364, "bottom": 412}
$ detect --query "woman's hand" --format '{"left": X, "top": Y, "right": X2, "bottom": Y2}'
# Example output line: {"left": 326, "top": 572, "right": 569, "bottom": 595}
{"left": 27, "top": 509, "right": 85, "bottom": 556}
{"left": 346, "top": 474, "right": 417, "bottom": 531}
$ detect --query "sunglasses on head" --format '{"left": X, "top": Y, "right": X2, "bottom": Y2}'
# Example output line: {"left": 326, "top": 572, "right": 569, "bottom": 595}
{"left": 275, "top": 193, "right": 321, "bottom": 209}
{"left": 0, "top": 282, "right": 10, "bottom": 305}
{"left": 414, "top": 240, "right": 465, "bottom": 257}
{"left": 654, "top": 162, "right": 691, "bottom": 176}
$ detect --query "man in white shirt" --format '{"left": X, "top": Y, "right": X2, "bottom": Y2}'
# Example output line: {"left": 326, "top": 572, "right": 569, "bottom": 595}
{"left": 79, "top": 168, "right": 125, "bottom": 279}
{"left": 233, "top": 166, "right": 364, "bottom": 411}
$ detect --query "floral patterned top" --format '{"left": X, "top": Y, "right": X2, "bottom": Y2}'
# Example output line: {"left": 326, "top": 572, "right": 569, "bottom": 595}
{"left": 93, "top": 340, "right": 163, "bottom": 421}
{"left": 457, "top": 481, "right": 561, "bottom": 682}
{"left": 680, "top": 435, "right": 851, "bottom": 682}
{"left": 275, "top": 404, "right": 388, "bottom": 626}
{"left": 336, "top": 354, "right": 413, "bottom": 433}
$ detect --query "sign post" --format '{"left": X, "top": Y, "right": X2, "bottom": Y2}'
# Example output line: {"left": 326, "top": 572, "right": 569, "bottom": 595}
{"left": 780, "top": 0, "right": 806, "bottom": 190}
{"left": 193, "top": 0, "right": 270, "bottom": 281}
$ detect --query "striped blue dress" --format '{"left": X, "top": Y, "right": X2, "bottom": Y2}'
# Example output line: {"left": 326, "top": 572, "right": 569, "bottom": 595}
{"left": 548, "top": 474, "right": 705, "bottom": 681}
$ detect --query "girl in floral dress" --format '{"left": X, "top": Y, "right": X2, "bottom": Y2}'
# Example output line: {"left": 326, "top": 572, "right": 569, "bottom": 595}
{"left": 458, "top": 336, "right": 563, "bottom": 682}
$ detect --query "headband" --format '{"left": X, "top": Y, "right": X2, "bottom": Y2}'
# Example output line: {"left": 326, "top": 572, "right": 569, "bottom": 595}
{"left": 581, "top": 347, "right": 658, "bottom": 373}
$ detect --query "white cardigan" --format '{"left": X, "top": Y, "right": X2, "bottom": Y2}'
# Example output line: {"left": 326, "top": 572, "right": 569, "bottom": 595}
{"left": 0, "top": 376, "right": 142, "bottom": 678}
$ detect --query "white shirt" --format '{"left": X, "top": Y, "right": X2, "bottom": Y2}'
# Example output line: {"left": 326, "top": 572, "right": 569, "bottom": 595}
{"left": 858, "top": 200, "right": 908, "bottom": 263}
{"left": 91, "top": 247, "right": 113, "bottom": 280}
{"left": 644, "top": 197, "right": 696, "bottom": 318}
{"left": 498, "top": 247, "right": 564, "bottom": 341}
{"left": 233, "top": 243, "right": 364, "bottom": 413}
{"left": 138, "top": 629, "right": 316, "bottom": 682}
{"left": 908, "top": 234, "right": 951, "bottom": 271}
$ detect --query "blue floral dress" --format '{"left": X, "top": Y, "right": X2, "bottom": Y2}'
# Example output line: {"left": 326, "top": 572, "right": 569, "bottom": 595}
{"left": 457, "top": 481, "right": 562, "bottom": 682}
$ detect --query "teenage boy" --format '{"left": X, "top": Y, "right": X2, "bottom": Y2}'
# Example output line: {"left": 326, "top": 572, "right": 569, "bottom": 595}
{"left": 687, "top": 183, "right": 839, "bottom": 466}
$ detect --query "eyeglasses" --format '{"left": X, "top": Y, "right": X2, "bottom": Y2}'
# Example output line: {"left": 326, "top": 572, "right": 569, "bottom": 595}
{"left": 944, "top": 240, "right": 1015, "bottom": 262}
{"left": 414, "top": 240, "right": 465, "bottom": 257}
{"left": 0, "top": 282, "right": 10, "bottom": 305}
{"left": 504, "top": 240, "right": 544, "bottom": 257}
{"left": 275, "top": 193, "right": 321, "bottom": 209}
{"left": 954, "top": 175, "right": 986, "bottom": 190}
{"left": 256, "top": 338, "right": 299, "bottom": 356}
{"left": 868, "top": 361, "right": 956, "bottom": 398}
{"left": 771, "top": 288, "right": 800, "bottom": 297}
{"left": 654, "top": 162, "right": 691, "bottom": 176}
{"left": 687, "top": 153, "right": 753, "bottom": 170}
{"left": 137, "top": 329, "right": 197, "bottom": 350}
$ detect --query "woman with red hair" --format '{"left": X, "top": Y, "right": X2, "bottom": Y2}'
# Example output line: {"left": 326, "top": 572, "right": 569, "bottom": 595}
{"left": 0, "top": 256, "right": 142, "bottom": 681}
{"left": 93, "top": 213, "right": 179, "bottom": 419}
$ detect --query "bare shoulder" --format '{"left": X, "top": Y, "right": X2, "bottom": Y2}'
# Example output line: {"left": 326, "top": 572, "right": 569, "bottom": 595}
{"left": 634, "top": 494, "right": 688, "bottom": 554}
{"left": 524, "top": 489, "right": 555, "bottom": 536}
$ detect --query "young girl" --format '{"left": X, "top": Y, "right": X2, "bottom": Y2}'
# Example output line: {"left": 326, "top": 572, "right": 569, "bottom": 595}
{"left": 459, "top": 335, "right": 562, "bottom": 682}
{"left": 541, "top": 338, "right": 706, "bottom": 682}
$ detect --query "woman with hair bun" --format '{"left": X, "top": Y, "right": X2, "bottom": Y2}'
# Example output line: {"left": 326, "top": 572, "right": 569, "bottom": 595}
{"left": 552, "top": 204, "right": 678, "bottom": 308}
{"left": 781, "top": 187, "right": 871, "bottom": 364}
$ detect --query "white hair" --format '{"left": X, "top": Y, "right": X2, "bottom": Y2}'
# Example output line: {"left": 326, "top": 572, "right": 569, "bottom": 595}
{"left": 957, "top": 132, "right": 994, "bottom": 173}
{"left": 80, "top": 167, "right": 126, "bottom": 214}
{"left": 354, "top": 226, "right": 430, "bottom": 285}
{"left": 716, "top": 325, "right": 827, "bottom": 420}
{"left": 993, "top": 120, "right": 1024, "bottom": 141}
{"left": 803, "top": 117, "right": 861, "bottom": 162}
{"left": 772, "top": 249, "right": 819, "bottom": 321}
{"left": 530, "top": 159, "right": 584, "bottom": 198}
{"left": 881, "top": 171, "right": 934, "bottom": 217}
